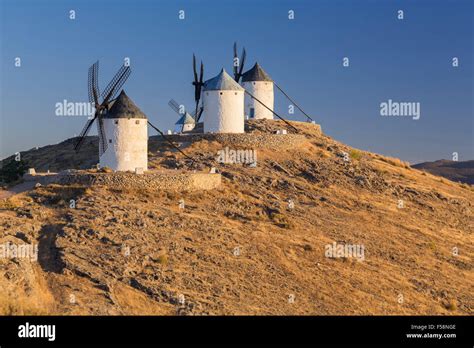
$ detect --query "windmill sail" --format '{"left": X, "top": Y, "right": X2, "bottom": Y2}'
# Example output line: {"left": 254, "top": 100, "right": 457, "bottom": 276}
{"left": 75, "top": 61, "right": 132, "bottom": 154}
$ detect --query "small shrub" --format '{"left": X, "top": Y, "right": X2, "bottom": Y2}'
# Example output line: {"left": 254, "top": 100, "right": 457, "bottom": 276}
{"left": 0, "top": 159, "right": 28, "bottom": 183}
{"left": 99, "top": 166, "right": 113, "bottom": 173}
{"left": 0, "top": 297, "right": 49, "bottom": 315}
{"left": 156, "top": 254, "right": 168, "bottom": 265}
{"left": 269, "top": 212, "right": 293, "bottom": 229}
{"left": 0, "top": 197, "right": 22, "bottom": 210}
{"left": 444, "top": 299, "right": 457, "bottom": 311}
{"left": 349, "top": 149, "right": 362, "bottom": 161}
{"left": 379, "top": 156, "right": 410, "bottom": 169}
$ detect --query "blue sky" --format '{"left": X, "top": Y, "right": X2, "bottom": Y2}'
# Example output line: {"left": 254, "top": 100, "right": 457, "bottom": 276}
{"left": 0, "top": 0, "right": 472, "bottom": 163}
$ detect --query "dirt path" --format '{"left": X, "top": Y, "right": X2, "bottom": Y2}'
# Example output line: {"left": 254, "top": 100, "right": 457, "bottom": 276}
{"left": 0, "top": 181, "right": 36, "bottom": 199}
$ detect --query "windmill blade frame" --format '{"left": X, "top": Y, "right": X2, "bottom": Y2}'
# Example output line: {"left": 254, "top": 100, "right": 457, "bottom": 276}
{"left": 96, "top": 114, "right": 108, "bottom": 155}
{"left": 169, "top": 99, "right": 192, "bottom": 118}
{"left": 169, "top": 99, "right": 194, "bottom": 118}
{"left": 192, "top": 54, "right": 204, "bottom": 118}
{"left": 107, "top": 67, "right": 131, "bottom": 103}
{"left": 233, "top": 42, "right": 238, "bottom": 78}
{"left": 195, "top": 106, "right": 204, "bottom": 122}
{"left": 88, "top": 65, "right": 94, "bottom": 105}
{"left": 190, "top": 105, "right": 202, "bottom": 119}
{"left": 74, "top": 114, "right": 97, "bottom": 152}
{"left": 168, "top": 99, "right": 182, "bottom": 114}
{"left": 93, "top": 61, "right": 100, "bottom": 102}
{"left": 238, "top": 47, "right": 246, "bottom": 78}
{"left": 88, "top": 61, "right": 100, "bottom": 105}
{"left": 232, "top": 42, "right": 246, "bottom": 82}
{"left": 192, "top": 54, "right": 198, "bottom": 84}
{"left": 101, "top": 64, "right": 131, "bottom": 105}
{"left": 196, "top": 61, "right": 204, "bottom": 116}
{"left": 199, "top": 61, "right": 204, "bottom": 86}
{"left": 75, "top": 60, "right": 133, "bottom": 155}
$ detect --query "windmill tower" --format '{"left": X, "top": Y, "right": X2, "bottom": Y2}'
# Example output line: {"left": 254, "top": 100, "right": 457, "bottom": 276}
{"left": 168, "top": 99, "right": 196, "bottom": 133}
{"left": 174, "top": 113, "right": 196, "bottom": 133}
{"left": 74, "top": 61, "right": 147, "bottom": 172}
{"left": 202, "top": 69, "right": 245, "bottom": 133}
{"left": 241, "top": 62, "right": 274, "bottom": 120}
{"left": 99, "top": 90, "right": 148, "bottom": 171}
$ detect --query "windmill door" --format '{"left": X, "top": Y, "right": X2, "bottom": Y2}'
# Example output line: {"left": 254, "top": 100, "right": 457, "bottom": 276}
{"left": 249, "top": 108, "right": 255, "bottom": 119}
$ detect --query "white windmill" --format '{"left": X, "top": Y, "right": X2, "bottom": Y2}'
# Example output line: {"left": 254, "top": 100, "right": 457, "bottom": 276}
{"left": 74, "top": 61, "right": 147, "bottom": 172}
{"left": 201, "top": 68, "right": 245, "bottom": 133}
{"left": 168, "top": 99, "right": 196, "bottom": 133}
{"left": 240, "top": 62, "right": 274, "bottom": 120}
{"left": 99, "top": 90, "right": 148, "bottom": 171}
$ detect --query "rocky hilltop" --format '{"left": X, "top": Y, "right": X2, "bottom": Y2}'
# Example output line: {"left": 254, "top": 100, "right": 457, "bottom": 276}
{"left": 0, "top": 120, "right": 472, "bottom": 315}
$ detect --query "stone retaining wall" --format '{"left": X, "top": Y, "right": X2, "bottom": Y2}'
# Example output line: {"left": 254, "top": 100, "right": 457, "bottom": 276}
{"left": 160, "top": 133, "right": 309, "bottom": 149}
{"left": 26, "top": 172, "right": 221, "bottom": 192}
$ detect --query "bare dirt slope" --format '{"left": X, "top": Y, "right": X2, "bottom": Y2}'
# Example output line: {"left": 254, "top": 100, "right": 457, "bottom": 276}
{"left": 0, "top": 120, "right": 472, "bottom": 315}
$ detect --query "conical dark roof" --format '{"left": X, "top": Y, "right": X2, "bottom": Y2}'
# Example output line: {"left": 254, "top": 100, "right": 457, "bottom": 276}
{"left": 241, "top": 62, "right": 272, "bottom": 82}
{"left": 103, "top": 90, "right": 147, "bottom": 119}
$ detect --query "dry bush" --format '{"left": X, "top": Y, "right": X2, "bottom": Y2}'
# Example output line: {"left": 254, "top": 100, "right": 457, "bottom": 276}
{"left": 443, "top": 299, "right": 457, "bottom": 311}
{"left": 349, "top": 149, "right": 363, "bottom": 161}
{"left": 0, "top": 196, "right": 23, "bottom": 210}
{"left": 269, "top": 212, "right": 294, "bottom": 229}
{"left": 379, "top": 156, "right": 410, "bottom": 169}
{"left": 156, "top": 254, "right": 168, "bottom": 265}
{"left": 0, "top": 296, "right": 49, "bottom": 315}
{"left": 99, "top": 166, "right": 113, "bottom": 173}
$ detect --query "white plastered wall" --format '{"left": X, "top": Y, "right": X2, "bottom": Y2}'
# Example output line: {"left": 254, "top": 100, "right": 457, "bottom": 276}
{"left": 202, "top": 90, "right": 244, "bottom": 133}
{"left": 174, "top": 123, "right": 195, "bottom": 133}
{"left": 99, "top": 118, "right": 148, "bottom": 172}
{"left": 242, "top": 81, "right": 274, "bottom": 120}
{"left": 183, "top": 123, "right": 195, "bottom": 132}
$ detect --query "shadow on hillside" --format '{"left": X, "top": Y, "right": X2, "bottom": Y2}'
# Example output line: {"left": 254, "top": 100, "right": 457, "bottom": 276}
{"left": 38, "top": 224, "right": 66, "bottom": 274}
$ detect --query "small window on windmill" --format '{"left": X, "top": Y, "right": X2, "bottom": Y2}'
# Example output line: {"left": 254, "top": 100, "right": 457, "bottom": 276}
{"left": 108, "top": 139, "right": 112, "bottom": 143}
{"left": 135, "top": 120, "right": 140, "bottom": 125}
{"left": 234, "top": 92, "right": 237, "bottom": 95}
{"left": 250, "top": 108, "right": 255, "bottom": 118}
{"left": 253, "top": 82, "right": 256, "bottom": 85}
{"left": 114, "top": 120, "right": 118, "bottom": 125}
{"left": 220, "top": 92, "right": 223, "bottom": 95}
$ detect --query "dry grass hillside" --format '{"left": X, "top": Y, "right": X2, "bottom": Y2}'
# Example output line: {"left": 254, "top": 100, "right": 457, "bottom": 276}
{"left": 0, "top": 120, "right": 472, "bottom": 315}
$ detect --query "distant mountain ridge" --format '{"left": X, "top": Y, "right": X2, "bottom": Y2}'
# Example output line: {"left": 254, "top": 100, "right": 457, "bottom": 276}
{"left": 413, "top": 159, "right": 474, "bottom": 185}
